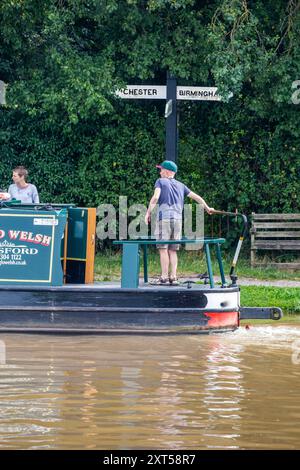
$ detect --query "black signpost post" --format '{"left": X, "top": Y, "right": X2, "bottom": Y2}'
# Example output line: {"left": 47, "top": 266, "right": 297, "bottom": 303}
{"left": 165, "top": 73, "right": 178, "bottom": 162}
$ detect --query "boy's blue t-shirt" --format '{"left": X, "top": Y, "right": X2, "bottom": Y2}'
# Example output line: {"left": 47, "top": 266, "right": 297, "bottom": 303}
{"left": 154, "top": 178, "right": 190, "bottom": 220}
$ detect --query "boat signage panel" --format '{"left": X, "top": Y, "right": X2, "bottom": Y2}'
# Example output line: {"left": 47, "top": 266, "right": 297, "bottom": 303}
{"left": 0, "top": 208, "right": 67, "bottom": 285}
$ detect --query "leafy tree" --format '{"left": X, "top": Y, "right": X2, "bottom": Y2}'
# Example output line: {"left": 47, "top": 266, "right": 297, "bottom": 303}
{"left": 0, "top": 0, "right": 299, "bottom": 227}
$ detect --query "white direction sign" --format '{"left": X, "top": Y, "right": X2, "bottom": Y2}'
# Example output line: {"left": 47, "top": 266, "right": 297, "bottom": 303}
{"left": 177, "top": 86, "right": 221, "bottom": 101}
{"left": 116, "top": 85, "right": 221, "bottom": 101}
{"left": 116, "top": 85, "right": 166, "bottom": 99}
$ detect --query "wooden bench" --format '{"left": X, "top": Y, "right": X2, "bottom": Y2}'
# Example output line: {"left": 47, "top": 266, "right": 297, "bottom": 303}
{"left": 250, "top": 213, "right": 300, "bottom": 269}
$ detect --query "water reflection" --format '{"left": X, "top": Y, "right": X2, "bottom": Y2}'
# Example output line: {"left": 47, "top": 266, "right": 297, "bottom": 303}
{"left": 201, "top": 341, "right": 244, "bottom": 449}
{"left": 0, "top": 325, "right": 300, "bottom": 449}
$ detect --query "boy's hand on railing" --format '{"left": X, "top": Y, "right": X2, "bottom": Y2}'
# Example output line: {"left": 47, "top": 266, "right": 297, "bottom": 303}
{"left": 205, "top": 206, "right": 215, "bottom": 215}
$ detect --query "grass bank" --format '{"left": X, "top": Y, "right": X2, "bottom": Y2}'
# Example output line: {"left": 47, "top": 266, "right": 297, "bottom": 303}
{"left": 240, "top": 286, "right": 300, "bottom": 317}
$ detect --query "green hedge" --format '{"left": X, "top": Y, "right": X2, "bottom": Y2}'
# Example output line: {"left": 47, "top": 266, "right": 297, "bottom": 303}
{"left": 0, "top": 0, "right": 299, "bottom": 241}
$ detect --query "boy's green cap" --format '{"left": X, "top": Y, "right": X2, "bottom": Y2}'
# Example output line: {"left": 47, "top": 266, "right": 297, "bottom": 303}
{"left": 156, "top": 160, "right": 178, "bottom": 173}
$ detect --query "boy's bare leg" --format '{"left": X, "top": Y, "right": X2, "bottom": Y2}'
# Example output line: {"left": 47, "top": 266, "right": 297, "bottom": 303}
{"left": 159, "top": 248, "right": 169, "bottom": 278}
{"left": 169, "top": 250, "right": 178, "bottom": 278}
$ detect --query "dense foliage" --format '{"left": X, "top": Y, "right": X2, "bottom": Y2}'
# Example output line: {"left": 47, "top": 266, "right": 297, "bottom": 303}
{"left": 0, "top": 0, "right": 299, "bottom": 218}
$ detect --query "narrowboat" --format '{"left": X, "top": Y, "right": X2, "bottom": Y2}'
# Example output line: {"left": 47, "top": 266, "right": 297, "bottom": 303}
{"left": 0, "top": 203, "right": 282, "bottom": 334}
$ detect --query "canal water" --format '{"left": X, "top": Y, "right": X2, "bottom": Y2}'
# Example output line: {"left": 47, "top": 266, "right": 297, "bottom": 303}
{"left": 0, "top": 324, "right": 300, "bottom": 450}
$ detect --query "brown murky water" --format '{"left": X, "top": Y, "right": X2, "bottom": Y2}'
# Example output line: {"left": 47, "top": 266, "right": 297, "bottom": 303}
{"left": 0, "top": 325, "right": 300, "bottom": 450}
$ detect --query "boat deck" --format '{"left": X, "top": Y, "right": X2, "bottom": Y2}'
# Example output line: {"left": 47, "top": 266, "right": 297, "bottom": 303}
{"left": 0, "top": 280, "right": 233, "bottom": 292}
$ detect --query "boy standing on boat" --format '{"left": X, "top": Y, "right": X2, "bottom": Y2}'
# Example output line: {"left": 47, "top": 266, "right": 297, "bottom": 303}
{"left": 145, "top": 160, "right": 214, "bottom": 285}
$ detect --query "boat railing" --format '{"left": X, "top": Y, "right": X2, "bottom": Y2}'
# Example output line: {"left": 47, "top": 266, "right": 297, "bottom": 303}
{"left": 212, "top": 211, "right": 248, "bottom": 286}
{"left": 113, "top": 237, "right": 227, "bottom": 289}
{"left": 113, "top": 212, "right": 248, "bottom": 289}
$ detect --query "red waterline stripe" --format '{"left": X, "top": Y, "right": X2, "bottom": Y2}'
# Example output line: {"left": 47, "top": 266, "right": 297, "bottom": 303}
{"left": 204, "top": 311, "right": 239, "bottom": 328}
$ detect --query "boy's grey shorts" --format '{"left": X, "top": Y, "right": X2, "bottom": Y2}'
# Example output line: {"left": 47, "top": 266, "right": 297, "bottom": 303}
{"left": 154, "top": 219, "right": 182, "bottom": 250}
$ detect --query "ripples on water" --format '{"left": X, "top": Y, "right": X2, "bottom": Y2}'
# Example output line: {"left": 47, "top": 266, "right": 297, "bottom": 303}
{"left": 0, "top": 324, "right": 300, "bottom": 450}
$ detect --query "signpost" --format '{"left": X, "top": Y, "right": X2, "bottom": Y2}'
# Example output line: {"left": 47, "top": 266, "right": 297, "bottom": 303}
{"left": 116, "top": 84, "right": 221, "bottom": 101}
{"left": 116, "top": 75, "right": 222, "bottom": 162}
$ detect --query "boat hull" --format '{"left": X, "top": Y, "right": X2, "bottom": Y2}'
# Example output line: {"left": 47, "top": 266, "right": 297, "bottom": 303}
{"left": 0, "top": 285, "right": 240, "bottom": 334}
